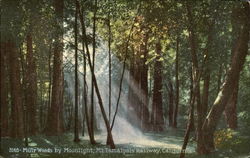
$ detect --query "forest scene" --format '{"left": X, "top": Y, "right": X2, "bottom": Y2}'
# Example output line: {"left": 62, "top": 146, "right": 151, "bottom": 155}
{"left": 0, "top": 0, "right": 250, "bottom": 158}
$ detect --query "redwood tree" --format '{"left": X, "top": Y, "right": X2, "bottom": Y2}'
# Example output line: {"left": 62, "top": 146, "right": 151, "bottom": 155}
{"left": 0, "top": 42, "right": 9, "bottom": 137}
{"left": 45, "top": 0, "right": 64, "bottom": 135}
{"left": 8, "top": 41, "right": 24, "bottom": 138}
{"left": 151, "top": 40, "right": 164, "bottom": 131}
{"left": 26, "top": 33, "right": 38, "bottom": 135}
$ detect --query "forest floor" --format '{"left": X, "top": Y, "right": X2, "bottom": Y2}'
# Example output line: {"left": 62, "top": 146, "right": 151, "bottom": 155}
{"left": 0, "top": 128, "right": 250, "bottom": 158}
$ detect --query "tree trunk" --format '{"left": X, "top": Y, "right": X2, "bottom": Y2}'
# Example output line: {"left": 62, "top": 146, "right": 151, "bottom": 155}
{"left": 201, "top": 3, "right": 249, "bottom": 154}
{"left": 189, "top": 67, "right": 195, "bottom": 131}
{"left": 108, "top": 9, "right": 112, "bottom": 124}
{"left": 152, "top": 41, "right": 164, "bottom": 132}
{"left": 173, "top": 35, "right": 179, "bottom": 128}
{"left": 186, "top": 2, "right": 204, "bottom": 153}
{"left": 201, "top": 71, "right": 210, "bottom": 122}
{"left": 77, "top": 1, "right": 115, "bottom": 148}
{"left": 224, "top": 79, "right": 238, "bottom": 129}
{"left": 127, "top": 51, "right": 137, "bottom": 125}
{"left": 140, "top": 31, "right": 149, "bottom": 130}
{"left": 224, "top": 7, "right": 242, "bottom": 129}
{"left": 19, "top": 43, "right": 29, "bottom": 146}
{"left": 0, "top": 42, "right": 9, "bottom": 137}
{"left": 8, "top": 41, "right": 24, "bottom": 138}
{"left": 78, "top": 4, "right": 96, "bottom": 145}
{"left": 26, "top": 33, "right": 38, "bottom": 135}
{"left": 45, "top": 0, "right": 64, "bottom": 135}
{"left": 90, "top": 0, "right": 97, "bottom": 140}
{"left": 46, "top": 43, "right": 52, "bottom": 129}
{"left": 217, "top": 64, "right": 222, "bottom": 94}
{"left": 74, "top": 0, "right": 80, "bottom": 142}
{"left": 180, "top": 87, "right": 195, "bottom": 158}
{"left": 167, "top": 80, "right": 174, "bottom": 127}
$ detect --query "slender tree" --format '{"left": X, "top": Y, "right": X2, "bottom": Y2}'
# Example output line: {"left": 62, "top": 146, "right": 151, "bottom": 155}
{"left": 140, "top": 30, "right": 150, "bottom": 130}
{"left": 78, "top": 3, "right": 96, "bottom": 145}
{"left": 77, "top": 1, "right": 115, "bottom": 148}
{"left": 90, "top": 0, "right": 97, "bottom": 140}
{"left": 107, "top": 2, "right": 112, "bottom": 123}
{"left": 74, "top": 0, "right": 80, "bottom": 142}
{"left": 173, "top": 35, "right": 179, "bottom": 128}
{"left": 167, "top": 80, "right": 174, "bottom": 127}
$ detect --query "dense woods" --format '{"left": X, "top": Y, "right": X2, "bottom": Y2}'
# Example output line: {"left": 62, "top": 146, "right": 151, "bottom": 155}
{"left": 0, "top": 0, "right": 250, "bottom": 158}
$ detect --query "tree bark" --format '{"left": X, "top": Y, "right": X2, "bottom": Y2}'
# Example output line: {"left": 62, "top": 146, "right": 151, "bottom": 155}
{"left": 224, "top": 79, "right": 238, "bottom": 129}
{"left": 46, "top": 43, "right": 52, "bottom": 128}
{"left": 140, "top": 31, "right": 149, "bottom": 130}
{"left": 167, "top": 80, "right": 174, "bottom": 127}
{"left": 201, "top": 3, "right": 249, "bottom": 154}
{"left": 224, "top": 7, "right": 242, "bottom": 129}
{"left": 8, "top": 41, "right": 24, "bottom": 138}
{"left": 26, "top": 33, "right": 38, "bottom": 135}
{"left": 180, "top": 86, "right": 195, "bottom": 158}
{"left": 0, "top": 42, "right": 9, "bottom": 137}
{"left": 74, "top": 0, "right": 80, "bottom": 142}
{"left": 90, "top": 0, "right": 97, "bottom": 139}
{"left": 201, "top": 71, "right": 210, "bottom": 122}
{"left": 152, "top": 41, "right": 164, "bottom": 131}
{"left": 173, "top": 35, "right": 179, "bottom": 128}
{"left": 107, "top": 8, "right": 112, "bottom": 124}
{"left": 45, "top": 0, "right": 64, "bottom": 135}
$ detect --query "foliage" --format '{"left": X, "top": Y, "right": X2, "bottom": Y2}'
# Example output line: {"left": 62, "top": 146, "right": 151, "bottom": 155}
{"left": 214, "top": 128, "right": 250, "bottom": 153}
{"left": 214, "top": 128, "right": 235, "bottom": 149}
{"left": 238, "top": 57, "right": 250, "bottom": 136}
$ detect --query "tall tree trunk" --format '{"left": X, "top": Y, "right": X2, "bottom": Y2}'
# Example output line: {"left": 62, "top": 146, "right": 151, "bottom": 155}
{"left": 77, "top": 1, "right": 115, "bottom": 148}
{"left": 19, "top": 44, "right": 28, "bottom": 146}
{"left": 78, "top": 4, "right": 96, "bottom": 145}
{"left": 0, "top": 42, "right": 9, "bottom": 137}
{"left": 186, "top": 2, "right": 204, "bottom": 153}
{"left": 106, "top": 9, "right": 113, "bottom": 145}
{"left": 201, "top": 71, "right": 210, "bottom": 122}
{"left": 173, "top": 35, "right": 179, "bottom": 128}
{"left": 74, "top": 0, "right": 80, "bottom": 142}
{"left": 201, "top": 3, "right": 249, "bottom": 154}
{"left": 224, "top": 7, "right": 242, "bottom": 129}
{"left": 45, "top": 0, "right": 64, "bottom": 135}
{"left": 167, "top": 80, "right": 174, "bottom": 127}
{"left": 46, "top": 43, "right": 52, "bottom": 129}
{"left": 26, "top": 33, "right": 38, "bottom": 135}
{"left": 189, "top": 67, "right": 195, "bottom": 131}
{"left": 180, "top": 84, "right": 195, "bottom": 158}
{"left": 134, "top": 51, "right": 142, "bottom": 127}
{"left": 140, "top": 31, "right": 149, "bottom": 130}
{"left": 217, "top": 64, "right": 222, "bottom": 94}
{"left": 225, "top": 79, "right": 238, "bottom": 129}
{"left": 0, "top": 12, "right": 2, "bottom": 149}
{"left": 8, "top": 41, "right": 24, "bottom": 138}
{"left": 108, "top": 8, "right": 112, "bottom": 124}
{"left": 127, "top": 51, "right": 137, "bottom": 125}
{"left": 108, "top": 9, "right": 140, "bottom": 143}
{"left": 90, "top": 0, "right": 97, "bottom": 140}
{"left": 152, "top": 41, "right": 164, "bottom": 132}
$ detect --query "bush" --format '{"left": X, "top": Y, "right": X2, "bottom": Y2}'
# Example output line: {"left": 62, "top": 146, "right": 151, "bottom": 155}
{"left": 214, "top": 128, "right": 250, "bottom": 153}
